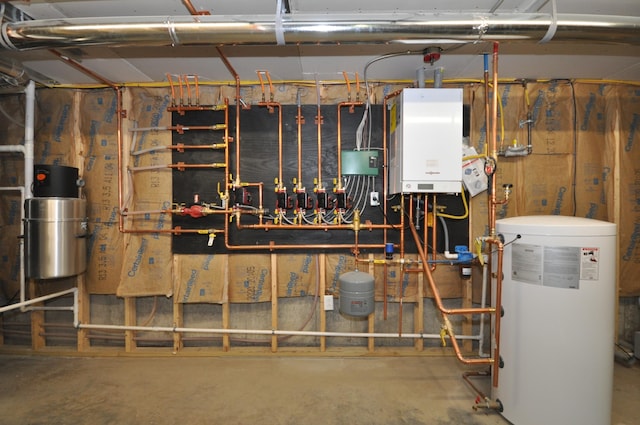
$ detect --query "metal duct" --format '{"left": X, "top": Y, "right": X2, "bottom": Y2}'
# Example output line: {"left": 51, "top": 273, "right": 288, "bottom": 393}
{"left": 1, "top": 13, "right": 638, "bottom": 51}
{"left": 0, "top": 56, "right": 28, "bottom": 85}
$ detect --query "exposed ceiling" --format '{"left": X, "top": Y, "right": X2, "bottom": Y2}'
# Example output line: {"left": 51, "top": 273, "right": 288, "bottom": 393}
{"left": 1, "top": 0, "right": 639, "bottom": 88}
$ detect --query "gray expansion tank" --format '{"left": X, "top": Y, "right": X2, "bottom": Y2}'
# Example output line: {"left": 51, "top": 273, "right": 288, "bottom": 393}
{"left": 338, "top": 271, "right": 375, "bottom": 317}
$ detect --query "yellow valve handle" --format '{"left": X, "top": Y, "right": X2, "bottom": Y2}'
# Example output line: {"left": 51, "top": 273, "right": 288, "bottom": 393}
{"left": 475, "top": 239, "right": 484, "bottom": 266}
{"left": 439, "top": 328, "right": 448, "bottom": 347}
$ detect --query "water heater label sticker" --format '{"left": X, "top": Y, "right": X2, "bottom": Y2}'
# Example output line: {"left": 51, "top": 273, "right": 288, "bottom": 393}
{"left": 580, "top": 247, "right": 600, "bottom": 280}
{"left": 543, "top": 246, "right": 581, "bottom": 289}
{"left": 511, "top": 243, "right": 542, "bottom": 285}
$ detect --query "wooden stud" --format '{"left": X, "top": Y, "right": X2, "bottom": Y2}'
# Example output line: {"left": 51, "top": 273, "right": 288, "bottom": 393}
{"left": 462, "top": 277, "right": 473, "bottom": 353}
{"left": 76, "top": 274, "right": 91, "bottom": 352}
{"left": 614, "top": 109, "right": 621, "bottom": 344}
{"left": 173, "top": 256, "right": 183, "bottom": 353}
{"left": 172, "top": 255, "right": 183, "bottom": 352}
{"left": 29, "top": 280, "right": 45, "bottom": 350}
{"left": 271, "top": 253, "right": 278, "bottom": 353}
{"left": 367, "top": 253, "right": 375, "bottom": 352}
{"left": 414, "top": 273, "right": 424, "bottom": 351}
{"left": 124, "top": 297, "right": 136, "bottom": 352}
{"left": 222, "top": 255, "right": 230, "bottom": 352}
{"left": 319, "top": 253, "right": 326, "bottom": 352}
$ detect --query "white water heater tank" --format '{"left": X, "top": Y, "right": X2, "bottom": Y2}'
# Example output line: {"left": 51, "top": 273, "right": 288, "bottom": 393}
{"left": 493, "top": 215, "right": 616, "bottom": 425}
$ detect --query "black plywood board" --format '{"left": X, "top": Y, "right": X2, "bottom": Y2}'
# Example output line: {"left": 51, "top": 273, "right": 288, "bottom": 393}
{"left": 171, "top": 104, "right": 468, "bottom": 254}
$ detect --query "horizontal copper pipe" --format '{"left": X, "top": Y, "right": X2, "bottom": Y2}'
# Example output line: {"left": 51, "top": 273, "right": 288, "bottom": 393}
{"left": 168, "top": 162, "right": 226, "bottom": 169}
{"left": 225, "top": 241, "right": 386, "bottom": 251}
{"left": 120, "top": 227, "right": 224, "bottom": 235}
{"left": 237, "top": 222, "right": 394, "bottom": 231}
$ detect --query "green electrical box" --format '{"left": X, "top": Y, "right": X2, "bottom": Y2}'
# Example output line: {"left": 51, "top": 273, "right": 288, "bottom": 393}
{"left": 341, "top": 150, "right": 379, "bottom": 176}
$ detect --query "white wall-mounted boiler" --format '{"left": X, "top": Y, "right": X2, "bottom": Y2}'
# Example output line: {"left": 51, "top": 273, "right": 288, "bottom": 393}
{"left": 388, "top": 88, "right": 463, "bottom": 194}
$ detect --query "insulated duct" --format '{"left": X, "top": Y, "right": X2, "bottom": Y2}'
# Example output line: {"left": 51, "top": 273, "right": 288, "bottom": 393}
{"left": 0, "top": 13, "right": 638, "bottom": 51}
{"left": 0, "top": 56, "right": 28, "bottom": 86}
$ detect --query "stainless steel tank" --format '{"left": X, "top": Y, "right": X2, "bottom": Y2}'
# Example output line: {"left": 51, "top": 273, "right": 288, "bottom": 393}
{"left": 24, "top": 198, "right": 88, "bottom": 279}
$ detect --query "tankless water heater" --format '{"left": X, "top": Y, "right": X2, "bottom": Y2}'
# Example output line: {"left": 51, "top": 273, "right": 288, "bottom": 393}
{"left": 388, "top": 88, "right": 462, "bottom": 194}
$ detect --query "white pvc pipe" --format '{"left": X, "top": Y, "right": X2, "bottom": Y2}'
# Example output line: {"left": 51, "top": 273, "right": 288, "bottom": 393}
{"left": 24, "top": 80, "right": 35, "bottom": 200}
{"left": 78, "top": 322, "right": 480, "bottom": 340}
{"left": 0, "top": 186, "right": 24, "bottom": 193}
{"left": 0, "top": 145, "right": 25, "bottom": 153}
{"left": 19, "top": 81, "right": 35, "bottom": 310}
{"left": 0, "top": 287, "right": 77, "bottom": 314}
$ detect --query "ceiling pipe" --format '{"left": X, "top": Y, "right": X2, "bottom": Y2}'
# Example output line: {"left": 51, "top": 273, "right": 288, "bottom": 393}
{"left": 0, "top": 56, "right": 28, "bottom": 85}
{"left": 0, "top": 13, "right": 638, "bottom": 51}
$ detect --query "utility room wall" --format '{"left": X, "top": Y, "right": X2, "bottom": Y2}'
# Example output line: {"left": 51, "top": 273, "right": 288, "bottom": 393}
{"left": 0, "top": 80, "right": 639, "bottom": 350}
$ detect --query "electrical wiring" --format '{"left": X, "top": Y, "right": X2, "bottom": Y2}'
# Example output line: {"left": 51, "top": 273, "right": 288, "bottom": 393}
{"left": 569, "top": 80, "right": 578, "bottom": 216}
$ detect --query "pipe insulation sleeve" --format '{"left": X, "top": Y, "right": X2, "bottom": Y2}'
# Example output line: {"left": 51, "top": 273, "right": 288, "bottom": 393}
{"left": 275, "top": 0, "right": 285, "bottom": 46}
{"left": 539, "top": 0, "right": 558, "bottom": 44}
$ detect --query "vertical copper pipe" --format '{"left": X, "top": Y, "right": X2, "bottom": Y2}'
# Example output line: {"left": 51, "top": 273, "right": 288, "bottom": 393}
{"left": 51, "top": 50, "right": 127, "bottom": 233}
{"left": 258, "top": 102, "right": 283, "bottom": 184}
{"left": 491, "top": 240, "right": 504, "bottom": 388}
{"left": 489, "top": 42, "right": 499, "bottom": 237}
{"left": 116, "top": 88, "right": 124, "bottom": 231}
{"left": 382, "top": 89, "right": 403, "bottom": 320}
{"left": 408, "top": 219, "right": 493, "bottom": 364}
{"left": 297, "top": 102, "right": 303, "bottom": 185}
{"left": 223, "top": 98, "right": 230, "bottom": 201}
{"left": 409, "top": 220, "right": 494, "bottom": 315}
{"left": 316, "top": 104, "right": 323, "bottom": 185}
{"left": 215, "top": 46, "right": 241, "bottom": 184}
{"left": 336, "top": 101, "right": 364, "bottom": 183}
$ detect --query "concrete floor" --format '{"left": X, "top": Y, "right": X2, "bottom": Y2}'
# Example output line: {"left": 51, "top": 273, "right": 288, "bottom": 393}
{"left": 0, "top": 355, "right": 637, "bottom": 425}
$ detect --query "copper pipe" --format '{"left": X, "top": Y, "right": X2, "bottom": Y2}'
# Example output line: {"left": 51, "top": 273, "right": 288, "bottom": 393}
{"left": 181, "top": 0, "right": 199, "bottom": 16}
{"left": 226, "top": 241, "right": 386, "bottom": 251}
{"left": 50, "top": 49, "right": 117, "bottom": 87}
{"left": 183, "top": 74, "right": 192, "bottom": 105}
{"left": 443, "top": 315, "right": 493, "bottom": 365}
{"left": 216, "top": 46, "right": 241, "bottom": 185}
{"left": 296, "top": 101, "right": 304, "bottom": 185}
{"left": 342, "top": 71, "right": 352, "bottom": 100}
{"left": 432, "top": 195, "right": 438, "bottom": 270}
{"left": 240, "top": 182, "right": 265, "bottom": 223}
{"left": 489, "top": 42, "right": 499, "bottom": 237}
{"left": 316, "top": 104, "right": 323, "bottom": 185}
{"left": 167, "top": 104, "right": 227, "bottom": 114}
{"left": 237, "top": 222, "right": 393, "bottom": 231}
{"left": 167, "top": 143, "right": 226, "bottom": 151}
{"left": 258, "top": 101, "right": 283, "bottom": 184}
{"left": 400, "top": 195, "right": 405, "bottom": 257}
{"left": 490, "top": 238, "right": 505, "bottom": 387}
{"left": 223, "top": 97, "right": 230, "bottom": 204}
{"left": 463, "top": 370, "right": 491, "bottom": 401}
{"left": 167, "top": 73, "right": 177, "bottom": 105}
{"left": 336, "top": 101, "right": 364, "bottom": 183}
{"left": 194, "top": 74, "right": 200, "bottom": 105}
{"left": 178, "top": 75, "right": 184, "bottom": 105}
{"left": 121, "top": 228, "right": 224, "bottom": 235}
{"left": 409, "top": 219, "right": 494, "bottom": 316}
{"left": 167, "top": 163, "right": 226, "bottom": 169}
{"left": 257, "top": 71, "right": 268, "bottom": 101}
{"left": 382, "top": 89, "right": 403, "bottom": 320}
